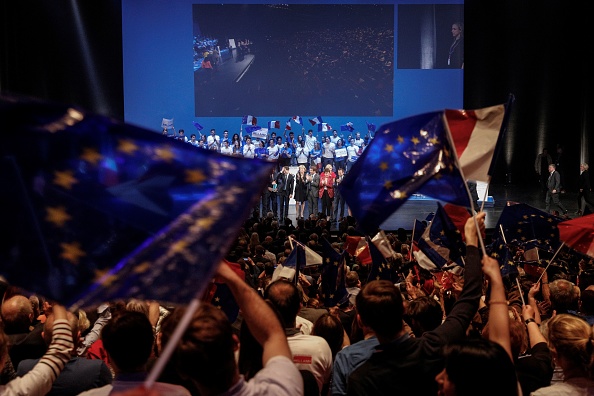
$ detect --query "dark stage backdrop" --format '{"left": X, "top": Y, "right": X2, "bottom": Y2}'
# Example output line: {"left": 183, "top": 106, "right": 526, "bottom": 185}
{"left": 1, "top": 0, "right": 592, "bottom": 190}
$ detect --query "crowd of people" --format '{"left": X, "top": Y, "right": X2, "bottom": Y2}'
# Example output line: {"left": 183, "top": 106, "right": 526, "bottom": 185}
{"left": 2, "top": 205, "right": 594, "bottom": 395}
{"left": 162, "top": 127, "right": 373, "bottom": 223}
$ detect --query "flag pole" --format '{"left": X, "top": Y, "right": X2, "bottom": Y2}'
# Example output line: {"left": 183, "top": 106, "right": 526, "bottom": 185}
{"left": 499, "top": 224, "right": 507, "bottom": 244}
{"left": 410, "top": 220, "right": 416, "bottom": 262}
{"left": 536, "top": 242, "right": 565, "bottom": 284}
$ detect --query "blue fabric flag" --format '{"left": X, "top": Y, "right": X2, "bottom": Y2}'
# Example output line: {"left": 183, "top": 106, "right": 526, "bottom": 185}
{"left": 366, "top": 122, "right": 376, "bottom": 132}
{"left": 416, "top": 202, "right": 466, "bottom": 270}
{"left": 487, "top": 228, "right": 519, "bottom": 278}
{"left": 320, "top": 238, "right": 349, "bottom": 307}
{"left": 0, "top": 95, "right": 275, "bottom": 308}
{"left": 495, "top": 203, "right": 562, "bottom": 252}
{"left": 341, "top": 122, "right": 354, "bottom": 132}
{"left": 192, "top": 121, "right": 204, "bottom": 131}
{"left": 412, "top": 219, "right": 427, "bottom": 244}
{"left": 245, "top": 125, "right": 261, "bottom": 134}
{"left": 338, "top": 111, "right": 471, "bottom": 234}
{"left": 366, "top": 238, "right": 399, "bottom": 283}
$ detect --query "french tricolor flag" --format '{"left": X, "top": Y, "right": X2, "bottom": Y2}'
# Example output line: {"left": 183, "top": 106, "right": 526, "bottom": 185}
{"left": 445, "top": 104, "right": 506, "bottom": 183}
{"left": 285, "top": 119, "right": 292, "bottom": 130}
{"left": 318, "top": 123, "right": 332, "bottom": 132}
{"left": 268, "top": 120, "right": 280, "bottom": 129}
{"left": 292, "top": 116, "right": 303, "bottom": 125}
{"left": 309, "top": 116, "right": 323, "bottom": 125}
{"left": 242, "top": 115, "right": 257, "bottom": 125}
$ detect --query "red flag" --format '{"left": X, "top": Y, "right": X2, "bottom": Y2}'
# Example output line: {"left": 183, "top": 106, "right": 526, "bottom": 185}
{"left": 344, "top": 236, "right": 372, "bottom": 265}
{"left": 443, "top": 204, "right": 471, "bottom": 242}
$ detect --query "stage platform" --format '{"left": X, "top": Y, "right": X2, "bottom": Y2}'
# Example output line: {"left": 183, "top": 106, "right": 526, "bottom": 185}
{"left": 260, "top": 181, "right": 579, "bottom": 234}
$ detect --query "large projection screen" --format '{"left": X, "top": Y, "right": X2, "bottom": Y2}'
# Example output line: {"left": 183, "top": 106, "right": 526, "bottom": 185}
{"left": 122, "top": 1, "right": 463, "bottom": 137}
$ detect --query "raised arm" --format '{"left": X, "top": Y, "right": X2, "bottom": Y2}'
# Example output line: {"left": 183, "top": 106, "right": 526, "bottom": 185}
{"left": 482, "top": 255, "right": 513, "bottom": 360}
{"left": 216, "top": 260, "right": 292, "bottom": 365}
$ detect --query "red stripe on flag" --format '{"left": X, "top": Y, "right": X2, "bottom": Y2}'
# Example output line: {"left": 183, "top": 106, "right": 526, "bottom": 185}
{"left": 445, "top": 109, "right": 477, "bottom": 159}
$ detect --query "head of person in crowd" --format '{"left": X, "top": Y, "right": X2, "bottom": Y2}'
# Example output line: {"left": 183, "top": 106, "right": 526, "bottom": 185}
{"left": 264, "top": 279, "right": 301, "bottom": 328}
{"left": 404, "top": 296, "right": 443, "bottom": 338}
{"left": 101, "top": 310, "right": 155, "bottom": 375}
{"left": 549, "top": 279, "right": 580, "bottom": 314}
{"left": 546, "top": 314, "right": 594, "bottom": 377}
{"left": 355, "top": 280, "right": 403, "bottom": 342}
{"left": 435, "top": 337, "right": 518, "bottom": 396}
{"left": 1, "top": 294, "right": 35, "bottom": 334}
{"left": 312, "top": 313, "right": 345, "bottom": 359}
{"left": 172, "top": 304, "right": 238, "bottom": 395}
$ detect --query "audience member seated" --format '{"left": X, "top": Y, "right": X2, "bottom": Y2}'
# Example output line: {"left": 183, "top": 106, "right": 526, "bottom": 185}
{"left": 17, "top": 309, "right": 113, "bottom": 395}
{"left": 0, "top": 304, "right": 73, "bottom": 395}
{"left": 1, "top": 294, "right": 47, "bottom": 368}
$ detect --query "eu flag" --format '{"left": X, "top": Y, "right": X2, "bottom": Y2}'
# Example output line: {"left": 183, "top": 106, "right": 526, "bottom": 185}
{"left": 495, "top": 203, "right": 562, "bottom": 252}
{"left": 338, "top": 111, "right": 470, "bottom": 234}
{"left": 0, "top": 95, "right": 274, "bottom": 308}
{"left": 366, "top": 239, "right": 398, "bottom": 283}
{"left": 320, "top": 238, "right": 348, "bottom": 307}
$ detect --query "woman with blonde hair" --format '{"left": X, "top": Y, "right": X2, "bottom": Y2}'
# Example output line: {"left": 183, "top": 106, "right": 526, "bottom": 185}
{"left": 319, "top": 164, "right": 336, "bottom": 221}
{"left": 294, "top": 164, "right": 308, "bottom": 220}
{"left": 531, "top": 314, "right": 594, "bottom": 395}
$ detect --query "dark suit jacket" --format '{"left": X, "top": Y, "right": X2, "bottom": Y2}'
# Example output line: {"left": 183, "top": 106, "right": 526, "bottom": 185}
{"left": 6, "top": 323, "right": 46, "bottom": 368}
{"left": 277, "top": 172, "right": 295, "bottom": 195}
{"left": 579, "top": 170, "right": 591, "bottom": 191}
{"left": 547, "top": 171, "right": 561, "bottom": 192}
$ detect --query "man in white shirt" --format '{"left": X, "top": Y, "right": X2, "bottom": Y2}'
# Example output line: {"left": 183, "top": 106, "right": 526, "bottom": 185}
{"left": 265, "top": 279, "right": 333, "bottom": 393}
{"left": 295, "top": 140, "right": 310, "bottom": 168}
{"left": 352, "top": 132, "right": 364, "bottom": 148}
{"left": 242, "top": 136, "right": 256, "bottom": 158}
{"left": 207, "top": 129, "right": 220, "bottom": 151}
{"left": 330, "top": 129, "right": 340, "bottom": 145}
{"left": 304, "top": 129, "right": 318, "bottom": 152}
{"left": 321, "top": 136, "right": 335, "bottom": 170}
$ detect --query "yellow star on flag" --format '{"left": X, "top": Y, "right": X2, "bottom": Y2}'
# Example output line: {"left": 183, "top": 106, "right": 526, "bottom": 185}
{"left": 185, "top": 169, "right": 207, "bottom": 184}
{"left": 46, "top": 206, "right": 71, "bottom": 228}
{"left": 117, "top": 138, "right": 139, "bottom": 155}
{"left": 53, "top": 170, "right": 78, "bottom": 190}
{"left": 155, "top": 146, "right": 175, "bottom": 162}
{"left": 80, "top": 147, "right": 103, "bottom": 166}
{"left": 60, "top": 241, "right": 86, "bottom": 265}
